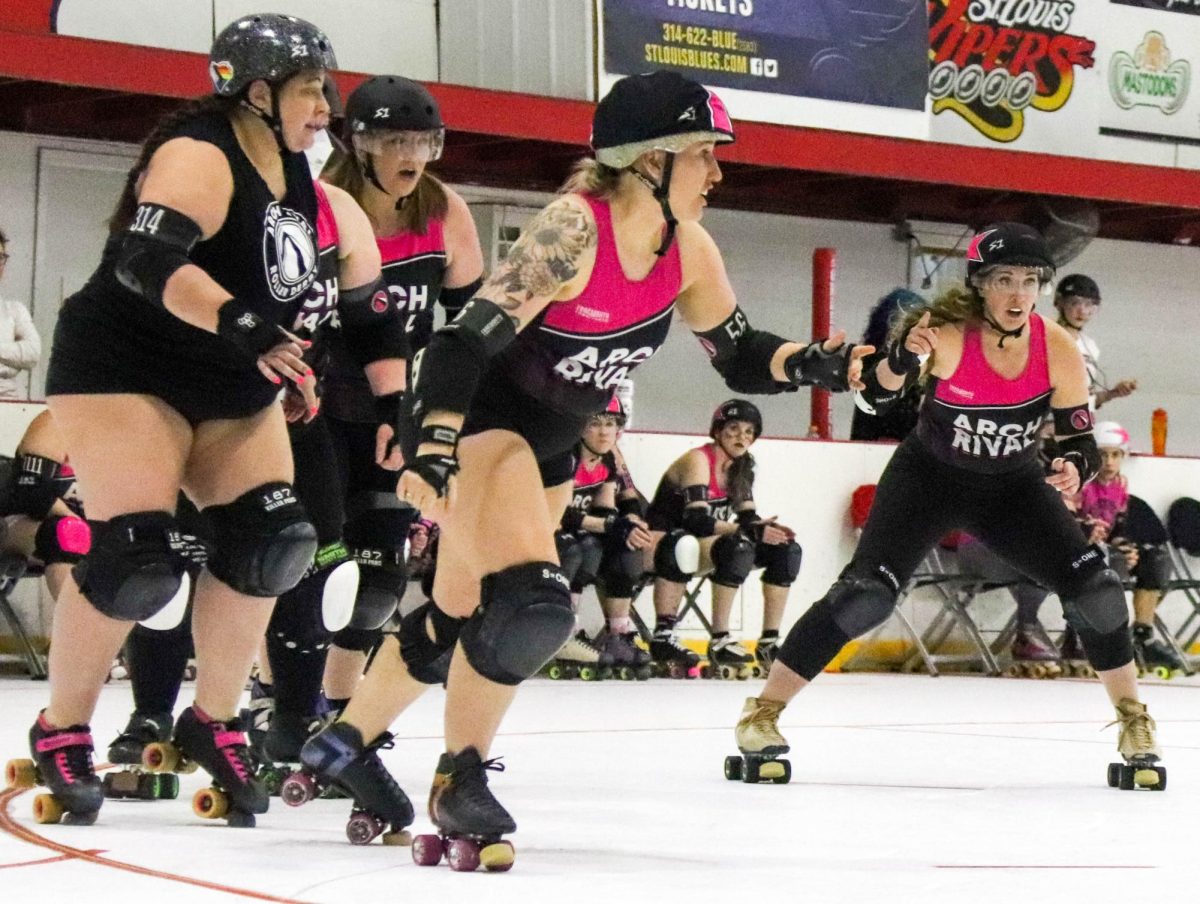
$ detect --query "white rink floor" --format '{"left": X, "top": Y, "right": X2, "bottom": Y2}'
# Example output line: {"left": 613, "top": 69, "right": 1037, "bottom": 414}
{"left": 1, "top": 671, "right": 1197, "bottom": 904}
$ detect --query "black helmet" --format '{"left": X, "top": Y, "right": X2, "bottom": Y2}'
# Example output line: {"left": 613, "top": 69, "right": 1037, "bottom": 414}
{"left": 965, "top": 222, "right": 1056, "bottom": 281}
{"left": 345, "top": 75, "right": 444, "bottom": 137}
{"left": 1057, "top": 273, "right": 1101, "bottom": 302}
{"left": 592, "top": 71, "right": 734, "bottom": 169}
{"left": 209, "top": 14, "right": 336, "bottom": 97}
{"left": 710, "top": 399, "right": 762, "bottom": 439}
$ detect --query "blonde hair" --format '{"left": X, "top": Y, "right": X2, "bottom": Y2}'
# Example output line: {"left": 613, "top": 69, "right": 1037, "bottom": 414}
{"left": 889, "top": 285, "right": 982, "bottom": 346}
{"left": 559, "top": 158, "right": 622, "bottom": 198}
{"left": 321, "top": 145, "right": 449, "bottom": 234}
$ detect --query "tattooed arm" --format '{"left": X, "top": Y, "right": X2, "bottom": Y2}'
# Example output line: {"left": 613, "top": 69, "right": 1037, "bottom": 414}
{"left": 472, "top": 194, "right": 599, "bottom": 330}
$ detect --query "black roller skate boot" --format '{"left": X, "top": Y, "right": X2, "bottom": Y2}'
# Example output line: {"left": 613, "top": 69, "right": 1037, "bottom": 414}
{"left": 704, "top": 633, "right": 755, "bottom": 680}
{"left": 160, "top": 705, "right": 266, "bottom": 827}
{"left": 5, "top": 712, "right": 104, "bottom": 825}
{"left": 289, "top": 721, "right": 414, "bottom": 845}
{"left": 412, "top": 748, "right": 516, "bottom": 872}
{"left": 545, "top": 630, "right": 611, "bottom": 680}
{"left": 596, "top": 629, "right": 652, "bottom": 680}
{"left": 650, "top": 615, "right": 700, "bottom": 678}
{"left": 754, "top": 631, "right": 780, "bottom": 678}
{"left": 103, "top": 711, "right": 178, "bottom": 801}
{"left": 256, "top": 709, "right": 325, "bottom": 796}
{"left": 1132, "top": 624, "right": 1186, "bottom": 680}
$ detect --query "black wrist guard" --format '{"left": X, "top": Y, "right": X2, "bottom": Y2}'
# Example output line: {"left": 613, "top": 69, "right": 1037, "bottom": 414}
{"left": 886, "top": 326, "right": 920, "bottom": 375}
{"left": 736, "top": 509, "right": 764, "bottom": 542}
{"left": 783, "top": 341, "right": 856, "bottom": 392}
{"left": 418, "top": 423, "right": 460, "bottom": 448}
{"left": 617, "top": 496, "right": 643, "bottom": 517}
{"left": 217, "top": 301, "right": 281, "bottom": 360}
{"left": 375, "top": 391, "right": 405, "bottom": 456}
{"left": 401, "top": 452, "right": 459, "bottom": 499}
{"left": 560, "top": 508, "right": 585, "bottom": 532}
{"left": 607, "top": 514, "right": 639, "bottom": 545}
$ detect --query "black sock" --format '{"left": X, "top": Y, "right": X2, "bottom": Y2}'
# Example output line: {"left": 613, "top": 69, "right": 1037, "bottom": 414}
{"left": 128, "top": 622, "right": 191, "bottom": 715}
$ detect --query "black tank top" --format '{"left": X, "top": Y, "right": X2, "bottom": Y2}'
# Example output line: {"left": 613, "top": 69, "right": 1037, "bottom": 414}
{"left": 646, "top": 443, "right": 738, "bottom": 530}
{"left": 69, "top": 112, "right": 318, "bottom": 403}
{"left": 323, "top": 218, "right": 449, "bottom": 422}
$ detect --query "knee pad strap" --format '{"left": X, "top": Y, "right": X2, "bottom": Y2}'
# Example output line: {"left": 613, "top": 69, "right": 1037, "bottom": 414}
{"left": 399, "top": 600, "right": 463, "bottom": 685}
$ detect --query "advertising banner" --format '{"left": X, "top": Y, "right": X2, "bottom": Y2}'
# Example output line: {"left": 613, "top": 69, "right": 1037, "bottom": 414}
{"left": 1100, "top": 1, "right": 1200, "bottom": 142}
{"left": 601, "top": 0, "right": 928, "bottom": 110}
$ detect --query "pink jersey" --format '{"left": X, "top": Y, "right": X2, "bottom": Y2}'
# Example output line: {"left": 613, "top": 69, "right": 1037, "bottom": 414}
{"left": 1078, "top": 476, "right": 1128, "bottom": 529}
{"left": 917, "top": 313, "right": 1053, "bottom": 474}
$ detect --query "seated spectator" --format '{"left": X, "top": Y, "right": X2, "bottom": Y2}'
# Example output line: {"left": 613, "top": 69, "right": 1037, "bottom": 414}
{"left": 0, "top": 226, "right": 42, "bottom": 400}
{"left": 646, "top": 400, "right": 802, "bottom": 678}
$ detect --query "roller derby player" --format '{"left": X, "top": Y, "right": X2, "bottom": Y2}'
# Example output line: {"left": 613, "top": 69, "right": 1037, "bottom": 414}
{"left": 646, "top": 399, "right": 802, "bottom": 679}
{"left": 308, "top": 70, "right": 868, "bottom": 871}
{"left": 6, "top": 13, "right": 340, "bottom": 828}
{"left": 729, "top": 224, "right": 1164, "bottom": 792}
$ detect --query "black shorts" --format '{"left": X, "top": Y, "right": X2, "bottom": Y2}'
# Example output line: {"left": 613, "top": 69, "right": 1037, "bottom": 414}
{"left": 459, "top": 375, "right": 582, "bottom": 488}
{"left": 47, "top": 292, "right": 278, "bottom": 425}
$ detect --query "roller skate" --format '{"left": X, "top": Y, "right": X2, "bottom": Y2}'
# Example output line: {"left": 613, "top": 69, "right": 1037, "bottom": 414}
{"left": 702, "top": 633, "right": 756, "bottom": 680}
{"left": 412, "top": 748, "right": 516, "bottom": 872}
{"left": 754, "top": 632, "right": 780, "bottom": 678}
{"left": 6, "top": 713, "right": 104, "bottom": 825}
{"left": 284, "top": 722, "right": 414, "bottom": 845}
{"left": 1106, "top": 698, "right": 1165, "bottom": 791}
{"left": 544, "top": 630, "right": 611, "bottom": 681}
{"left": 596, "top": 629, "right": 652, "bottom": 680}
{"left": 143, "top": 705, "right": 266, "bottom": 827}
{"left": 1132, "top": 624, "right": 1186, "bottom": 680}
{"left": 650, "top": 618, "right": 700, "bottom": 678}
{"left": 724, "top": 696, "right": 791, "bottom": 784}
{"left": 1058, "top": 625, "right": 1095, "bottom": 678}
{"left": 102, "top": 711, "right": 178, "bottom": 801}
{"left": 1005, "top": 625, "right": 1063, "bottom": 679}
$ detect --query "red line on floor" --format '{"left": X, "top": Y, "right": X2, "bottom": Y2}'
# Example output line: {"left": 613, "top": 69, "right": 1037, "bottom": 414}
{"left": 936, "top": 865, "right": 1154, "bottom": 869}
{"left": 0, "top": 787, "right": 309, "bottom": 902}
{"left": 0, "top": 850, "right": 104, "bottom": 868}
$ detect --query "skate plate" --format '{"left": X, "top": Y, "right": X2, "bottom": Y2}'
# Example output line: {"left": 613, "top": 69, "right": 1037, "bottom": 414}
{"left": 102, "top": 768, "right": 179, "bottom": 801}
{"left": 724, "top": 754, "right": 791, "bottom": 784}
{"left": 7, "top": 758, "right": 102, "bottom": 824}
{"left": 1107, "top": 761, "right": 1166, "bottom": 791}
{"left": 1004, "top": 660, "right": 1063, "bottom": 680}
{"left": 701, "top": 662, "right": 756, "bottom": 680}
{"left": 412, "top": 832, "right": 515, "bottom": 872}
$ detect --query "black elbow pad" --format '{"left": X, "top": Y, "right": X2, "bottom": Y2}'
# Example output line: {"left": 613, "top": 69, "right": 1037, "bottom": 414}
{"left": 681, "top": 507, "right": 718, "bottom": 538}
{"left": 412, "top": 298, "right": 517, "bottom": 421}
{"left": 439, "top": 277, "right": 482, "bottom": 321}
{"left": 114, "top": 203, "right": 202, "bottom": 305}
{"left": 340, "top": 278, "right": 410, "bottom": 365}
{"left": 694, "top": 306, "right": 792, "bottom": 395}
{"left": 1055, "top": 430, "right": 1101, "bottom": 485}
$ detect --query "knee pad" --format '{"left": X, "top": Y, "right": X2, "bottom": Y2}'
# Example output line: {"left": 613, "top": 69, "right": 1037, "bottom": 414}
{"left": 760, "top": 540, "right": 803, "bottom": 587}
{"left": 710, "top": 533, "right": 756, "bottom": 588}
{"left": 1062, "top": 566, "right": 1128, "bottom": 636}
{"left": 5, "top": 454, "right": 69, "bottom": 519}
{"left": 72, "top": 511, "right": 189, "bottom": 621}
{"left": 1134, "top": 545, "right": 1171, "bottom": 592}
{"left": 654, "top": 529, "right": 700, "bottom": 583}
{"left": 571, "top": 533, "right": 604, "bottom": 592}
{"left": 556, "top": 531, "right": 584, "bottom": 584}
{"left": 33, "top": 515, "right": 91, "bottom": 565}
{"left": 270, "top": 542, "right": 360, "bottom": 652}
{"left": 139, "top": 574, "right": 193, "bottom": 631}
{"left": 822, "top": 571, "right": 899, "bottom": 638}
{"left": 205, "top": 482, "right": 318, "bottom": 597}
{"left": 399, "top": 600, "right": 464, "bottom": 685}
{"left": 599, "top": 543, "right": 642, "bottom": 598}
{"left": 348, "top": 553, "right": 407, "bottom": 631}
{"left": 460, "top": 562, "right": 575, "bottom": 686}
{"left": 332, "top": 625, "right": 384, "bottom": 654}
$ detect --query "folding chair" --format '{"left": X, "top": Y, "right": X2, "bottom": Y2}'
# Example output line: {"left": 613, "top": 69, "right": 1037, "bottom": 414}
{"left": 0, "top": 554, "right": 47, "bottom": 679}
{"left": 1165, "top": 497, "right": 1200, "bottom": 652}
{"left": 1122, "top": 495, "right": 1192, "bottom": 674}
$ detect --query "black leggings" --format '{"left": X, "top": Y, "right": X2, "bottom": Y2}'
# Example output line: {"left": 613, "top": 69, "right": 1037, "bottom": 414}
{"left": 778, "top": 438, "right": 1134, "bottom": 679}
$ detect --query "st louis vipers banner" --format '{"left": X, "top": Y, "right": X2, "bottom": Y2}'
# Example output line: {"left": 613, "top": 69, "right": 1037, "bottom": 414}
{"left": 600, "top": 0, "right": 929, "bottom": 111}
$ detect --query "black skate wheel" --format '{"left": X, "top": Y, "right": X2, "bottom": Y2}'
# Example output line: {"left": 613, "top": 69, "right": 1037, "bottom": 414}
{"left": 33, "top": 794, "right": 63, "bottom": 824}
{"left": 1118, "top": 766, "right": 1135, "bottom": 791}
{"left": 635, "top": 667, "right": 652, "bottom": 681}
{"left": 700, "top": 664, "right": 713, "bottom": 679}
{"left": 1106, "top": 763, "right": 1121, "bottom": 788}
{"left": 412, "top": 833, "right": 444, "bottom": 866}
{"left": 135, "top": 772, "right": 159, "bottom": 799}
{"left": 61, "top": 809, "right": 99, "bottom": 826}
{"left": 156, "top": 773, "right": 180, "bottom": 800}
{"left": 446, "top": 838, "right": 480, "bottom": 872}
{"left": 346, "top": 812, "right": 383, "bottom": 845}
{"left": 226, "top": 810, "right": 256, "bottom": 828}
{"left": 480, "top": 840, "right": 515, "bottom": 872}
{"left": 742, "top": 760, "right": 760, "bottom": 783}
{"left": 724, "top": 756, "right": 744, "bottom": 781}
{"left": 1152, "top": 767, "right": 1167, "bottom": 791}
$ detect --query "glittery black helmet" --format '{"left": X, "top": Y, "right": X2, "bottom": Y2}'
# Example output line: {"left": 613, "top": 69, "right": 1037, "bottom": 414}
{"left": 209, "top": 13, "right": 336, "bottom": 97}
{"left": 965, "top": 222, "right": 1056, "bottom": 281}
{"left": 710, "top": 399, "right": 762, "bottom": 439}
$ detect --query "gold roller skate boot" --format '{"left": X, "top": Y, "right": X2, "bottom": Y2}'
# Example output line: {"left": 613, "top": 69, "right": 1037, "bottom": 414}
{"left": 726, "top": 697, "right": 791, "bottom": 784}
{"left": 1106, "top": 698, "right": 1166, "bottom": 791}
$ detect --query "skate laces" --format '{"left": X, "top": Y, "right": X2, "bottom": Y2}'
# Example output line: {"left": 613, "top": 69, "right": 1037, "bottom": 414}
{"left": 360, "top": 732, "right": 404, "bottom": 795}
{"left": 1107, "top": 702, "right": 1156, "bottom": 752}
{"left": 39, "top": 731, "right": 95, "bottom": 784}
{"left": 744, "top": 699, "right": 785, "bottom": 734}
{"left": 211, "top": 719, "right": 254, "bottom": 783}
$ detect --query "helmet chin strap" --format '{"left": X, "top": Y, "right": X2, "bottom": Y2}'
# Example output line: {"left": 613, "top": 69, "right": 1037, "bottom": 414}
{"left": 982, "top": 313, "right": 1024, "bottom": 348}
{"left": 580, "top": 437, "right": 605, "bottom": 459}
{"left": 358, "top": 152, "right": 414, "bottom": 210}
{"left": 630, "top": 154, "right": 677, "bottom": 256}
{"left": 241, "top": 84, "right": 289, "bottom": 154}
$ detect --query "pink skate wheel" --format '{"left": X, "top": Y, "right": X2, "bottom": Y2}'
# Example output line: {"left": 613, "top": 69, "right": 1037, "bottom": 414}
{"left": 412, "top": 834, "right": 444, "bottom": 866}
{"left": 280, "top": 772, "right": 316, "bottom": 807}
{"left": 446, "top": 838, "right": 480, "bottom": 872}
{"left": 346, "top": 812, "right": 383, "bottom": 845}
